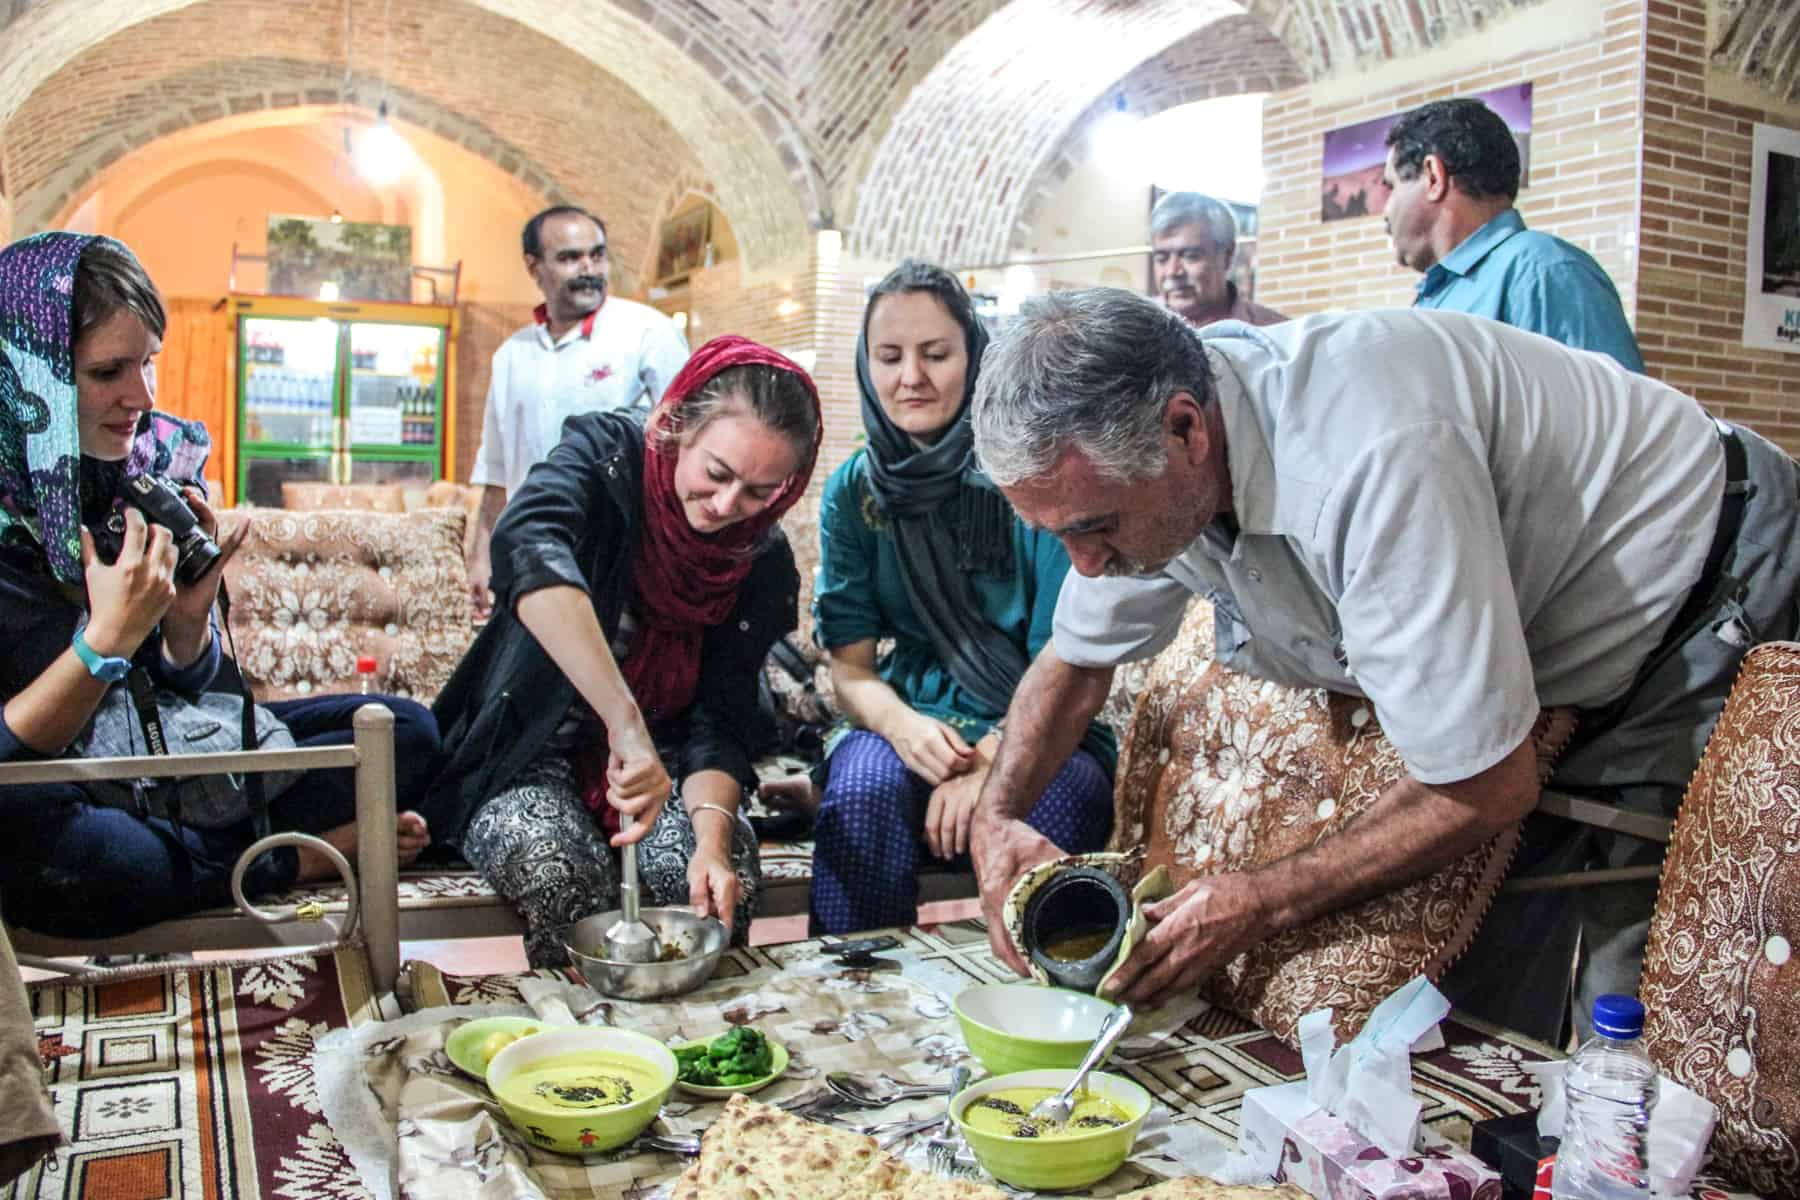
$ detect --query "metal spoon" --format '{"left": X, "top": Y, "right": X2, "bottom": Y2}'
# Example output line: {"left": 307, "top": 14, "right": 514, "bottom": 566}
{"left": 1027, "top": 1002, "right": 1133, "bottom": 1130}
{"left": 603, "top": 814, "right": 660, "bottom": 963}
{"left": 825, "top": 1071, "right": 950, "bottom": 1107}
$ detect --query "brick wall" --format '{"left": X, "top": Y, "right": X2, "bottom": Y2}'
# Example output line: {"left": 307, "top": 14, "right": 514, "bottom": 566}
{"left": 1257, "top": 1, "right": 1645, "bottom": 318}
{"left": 451, "top": 300, "right": 535, "bottom": 484}
{"left": 1637, "top": 0, "right": 1800, "bottom": 456}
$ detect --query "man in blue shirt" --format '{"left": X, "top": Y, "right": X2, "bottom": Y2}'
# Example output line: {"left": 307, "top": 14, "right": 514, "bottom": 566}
{"left": 1382, "top": 97, "right": 1645, "bottom": 372}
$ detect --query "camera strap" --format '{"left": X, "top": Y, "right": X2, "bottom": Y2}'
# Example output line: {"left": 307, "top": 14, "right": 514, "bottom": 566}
{"left": 124, "top": 665, "right": 183, "bottom": 832}
{"left": 217, "top": 581, "right": 272, "bottom": 842}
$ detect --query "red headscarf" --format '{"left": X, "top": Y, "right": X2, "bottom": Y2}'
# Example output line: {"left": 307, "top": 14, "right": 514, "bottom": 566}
{"left": 580, "top": 336, "right": 822, "bottom": 821}
{"left": 624, "top": 334, "right": 821, "bottom": 718}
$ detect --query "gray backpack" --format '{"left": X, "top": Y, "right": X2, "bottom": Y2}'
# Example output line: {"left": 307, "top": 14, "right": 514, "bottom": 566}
{"left": 79, "top": 677, "right": 301, "bottom": 829}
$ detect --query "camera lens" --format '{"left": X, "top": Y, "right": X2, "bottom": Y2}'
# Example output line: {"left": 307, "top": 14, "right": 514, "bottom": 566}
{"left": 172, "top": 530, "right": 223, "bottom": 586}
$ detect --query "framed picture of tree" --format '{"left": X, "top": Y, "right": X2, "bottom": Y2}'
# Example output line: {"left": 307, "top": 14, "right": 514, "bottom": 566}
{"left": 266, "top": 216, "right": 413, "bottom": 303}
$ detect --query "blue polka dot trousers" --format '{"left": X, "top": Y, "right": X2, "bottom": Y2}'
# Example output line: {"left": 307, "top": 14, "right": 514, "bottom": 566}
{"left": 809, "top": 729, "right": 1113, "bottom": 935}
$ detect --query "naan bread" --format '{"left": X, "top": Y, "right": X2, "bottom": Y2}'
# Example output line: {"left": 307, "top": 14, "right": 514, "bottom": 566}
{"left": 669, "top": 1095, "right": 1305, "bottom": 1199}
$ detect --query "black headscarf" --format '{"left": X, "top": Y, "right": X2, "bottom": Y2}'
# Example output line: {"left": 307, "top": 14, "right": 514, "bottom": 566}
{"left": 857, "top": 283, "right": 1028, "bottom": 717}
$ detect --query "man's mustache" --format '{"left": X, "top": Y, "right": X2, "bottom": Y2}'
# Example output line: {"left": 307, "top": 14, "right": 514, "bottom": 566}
{"left": 569, "top": 275, "right": 606, "bottom": 291}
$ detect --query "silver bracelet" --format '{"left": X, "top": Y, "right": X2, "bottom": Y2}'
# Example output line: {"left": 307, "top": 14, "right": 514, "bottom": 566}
{"left": 688, "top": 802, "right": 738, "bottom": 827}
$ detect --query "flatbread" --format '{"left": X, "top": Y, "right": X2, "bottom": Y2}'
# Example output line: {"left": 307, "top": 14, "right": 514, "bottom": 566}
{"left": 669, "top": 1095, "right": 1306, "bottom": 1198}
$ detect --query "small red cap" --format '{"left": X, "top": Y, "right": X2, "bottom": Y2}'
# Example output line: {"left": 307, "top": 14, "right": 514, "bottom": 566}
{"left": 356, "top": 656, "right": 378, "bottom": 674}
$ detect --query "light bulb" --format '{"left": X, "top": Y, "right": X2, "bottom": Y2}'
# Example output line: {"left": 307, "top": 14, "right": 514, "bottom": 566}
{"left": 356, "top": 102, "right": 413, "bottom": 186}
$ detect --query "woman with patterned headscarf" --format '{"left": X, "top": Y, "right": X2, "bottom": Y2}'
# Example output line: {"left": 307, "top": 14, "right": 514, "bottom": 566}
{"left": 807, "top": 260, "right": 1116, "bottom": 935}
{"left": 429, "top": 336, "right": 822, "bottom": 966}
{"left": 0, "top": 232, "right": 441, "bottom": 938}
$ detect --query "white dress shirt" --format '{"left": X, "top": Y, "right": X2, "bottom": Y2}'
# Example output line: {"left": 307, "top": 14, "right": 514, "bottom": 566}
{"left": 470, "top": 296, "right": 689, "bottom": 494}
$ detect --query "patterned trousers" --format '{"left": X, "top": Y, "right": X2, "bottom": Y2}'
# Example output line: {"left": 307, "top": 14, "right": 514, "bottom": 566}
{"left": 460, "top": 753, "right": 761, "bottom": 967}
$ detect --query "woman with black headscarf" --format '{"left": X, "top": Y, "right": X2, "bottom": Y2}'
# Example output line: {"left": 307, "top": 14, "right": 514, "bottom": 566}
{"left": 809, "top": 261, "right": 1115, "bottom": 935}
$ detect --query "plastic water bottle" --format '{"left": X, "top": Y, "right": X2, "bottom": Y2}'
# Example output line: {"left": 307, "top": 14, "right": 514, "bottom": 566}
{"left": 356, "top": 655, "right": 379, "bottom": 696}
{"left": 1552, "top": 994, "right": 1657, "bottom": 1199}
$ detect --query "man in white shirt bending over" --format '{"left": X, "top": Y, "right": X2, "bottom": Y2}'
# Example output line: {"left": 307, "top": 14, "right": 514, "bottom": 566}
{"left": 466, "top": 205, "right": 690, "bottom": 617}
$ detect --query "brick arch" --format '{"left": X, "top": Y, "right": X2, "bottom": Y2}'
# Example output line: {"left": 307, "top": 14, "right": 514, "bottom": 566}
{"left": 18, "top": 67, "right": 571, "bottom": 242}
{"left": 850, "top": 0, "right": 1250, "bottom": 265}
{"left": 1010, "top": 13, "right": 1305, "bottom": 255}
{"left": 0, "top": 0, "right": 811, "bottom": 270}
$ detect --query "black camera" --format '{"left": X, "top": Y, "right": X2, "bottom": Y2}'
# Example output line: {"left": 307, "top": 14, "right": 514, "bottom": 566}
{"left": 93, "top": 474, "right": 223, "bottom": 585}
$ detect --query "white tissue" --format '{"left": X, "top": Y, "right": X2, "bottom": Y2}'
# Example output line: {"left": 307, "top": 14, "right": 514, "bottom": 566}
{"left": 1296, "top": 975, "right": 1452, "bottom": 1156}
{"left": 1526, "top": 1059, "right": 1716, "bottom": 1197}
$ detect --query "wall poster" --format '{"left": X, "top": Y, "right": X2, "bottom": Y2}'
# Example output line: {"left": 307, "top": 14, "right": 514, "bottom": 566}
{"left": 1320, "top": 83, "right": 1533, "bottom": 223}
{"left": 1745, "top": 122, "right": 1800, "bottom": 353}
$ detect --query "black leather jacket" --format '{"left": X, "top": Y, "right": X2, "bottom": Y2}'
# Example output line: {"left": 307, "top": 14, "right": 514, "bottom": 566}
{"left": 427, "top": 411, "right": 799, "bottom": 845}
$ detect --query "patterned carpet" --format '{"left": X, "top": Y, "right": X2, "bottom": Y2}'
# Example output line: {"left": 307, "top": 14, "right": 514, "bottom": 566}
{"left": 12, "top": 946, "right": 382, "bottom": 1200}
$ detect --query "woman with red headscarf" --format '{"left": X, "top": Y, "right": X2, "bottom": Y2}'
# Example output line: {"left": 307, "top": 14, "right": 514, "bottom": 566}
{"left": 428, "top": 336, "right": 822, "bottom": 965}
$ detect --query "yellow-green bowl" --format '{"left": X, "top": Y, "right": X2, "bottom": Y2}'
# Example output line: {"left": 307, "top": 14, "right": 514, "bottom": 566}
{"left": 953, "top": 981, "right": 1119, "bottom": 1075}
{"left": 485, "top": 1026, "right": 676, "bottom": 1156}
{"left": 951, "top": 1068, "right": 1151, "bottom": 1192}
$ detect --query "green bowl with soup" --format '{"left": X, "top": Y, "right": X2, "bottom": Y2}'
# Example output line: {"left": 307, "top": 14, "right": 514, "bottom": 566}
{"left": 953, "top": 981, "right": 1119, "bottom": 1075}
{"left": 951, "top": 1067, "right": 1152, "bottom": 1191}
{"left": 485, "top": 1026, "right": 676, "bottom": 1155}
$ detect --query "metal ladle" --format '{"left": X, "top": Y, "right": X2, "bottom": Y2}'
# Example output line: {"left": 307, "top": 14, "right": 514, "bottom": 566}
{"left": 602, "top": 814, "right": 660, "bottom": 963}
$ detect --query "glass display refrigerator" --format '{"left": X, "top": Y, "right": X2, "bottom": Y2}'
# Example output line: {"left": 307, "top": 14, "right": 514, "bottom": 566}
{"left": 228, "top": 296, "right": 456, "bottom": 507}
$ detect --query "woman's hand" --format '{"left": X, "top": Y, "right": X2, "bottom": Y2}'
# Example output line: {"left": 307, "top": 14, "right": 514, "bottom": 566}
{"left": 687, "top": 845, "right": 741, "bottom": 936}
{"left": 924, "top": 766, "right": 987, "bottom": 860}
{"left": 889, "top": 713, "right": 976, "bottom": 785}
{"left": 924, "top": 734, "right": 995, "bottom": 859}
{"left": 605, "top": 719, "right": 672, "bottom": 846}
{"left": 161, "top": 489, "right": 251, "bottom": 662}
{"left": 80, "top": 507, "right": 177, "bottom": 657}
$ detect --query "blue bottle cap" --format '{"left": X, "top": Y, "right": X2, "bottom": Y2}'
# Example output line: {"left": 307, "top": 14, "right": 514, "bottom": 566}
{"left": 1592, "top": 993, "right": 1645, "bottom": 1038}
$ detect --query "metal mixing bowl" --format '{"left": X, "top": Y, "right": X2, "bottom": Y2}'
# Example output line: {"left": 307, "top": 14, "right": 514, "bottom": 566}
{"left": 564, "top": 908, "right": 728, "bottom": 1000}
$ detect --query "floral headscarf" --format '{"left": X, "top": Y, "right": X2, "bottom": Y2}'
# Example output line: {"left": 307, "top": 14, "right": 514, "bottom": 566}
{"left": 0, "top": 232, "right": 209, "bottom": 585}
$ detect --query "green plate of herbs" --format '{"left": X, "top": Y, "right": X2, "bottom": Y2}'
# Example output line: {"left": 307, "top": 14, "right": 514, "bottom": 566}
{"left": 671, "top": 1027, "right": 789, "bottom": 1098}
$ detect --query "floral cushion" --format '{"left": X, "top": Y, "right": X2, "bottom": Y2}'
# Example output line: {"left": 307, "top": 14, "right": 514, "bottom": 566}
{"left": 1111, "top": 600, "right": 1576, "bottom": 1046}
{"left": 1641, "top": 641, "right": 1800, "bottom": 1197}
{"left": 219, "top": 507, "right": 475, "bottom": 703}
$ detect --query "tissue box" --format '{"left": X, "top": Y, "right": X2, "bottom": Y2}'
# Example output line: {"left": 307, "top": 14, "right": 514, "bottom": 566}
{"left": 1241, "top": 1082, "right": 1502, "bottom": 1200}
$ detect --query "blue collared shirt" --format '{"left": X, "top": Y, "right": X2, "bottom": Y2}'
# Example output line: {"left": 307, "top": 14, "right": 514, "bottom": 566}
{"left": 1413, "top": 209, "right": 1645, "bottom": 373}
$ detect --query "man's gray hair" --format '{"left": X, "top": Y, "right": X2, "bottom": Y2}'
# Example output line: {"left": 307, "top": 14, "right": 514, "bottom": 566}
{"left": 1148, "top": 191, "right": 1239, "bottom": 263}
{"left": 973, "top": 288, "right": 1214, "bottom": 487}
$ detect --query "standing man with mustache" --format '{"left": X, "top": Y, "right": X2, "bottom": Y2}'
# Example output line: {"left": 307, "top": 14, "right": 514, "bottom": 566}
{"left": 1381, "top": 98, "right": 1644, "bottom": 372}
{"left": 1149, "top": 191, "right": 1286, "bottom": 329}
{"left": 466, "top": 206, "right": 690, "bottom": 618}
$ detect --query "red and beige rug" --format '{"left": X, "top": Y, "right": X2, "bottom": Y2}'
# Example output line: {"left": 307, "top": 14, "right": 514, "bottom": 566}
{"left": 13, "top": 946, "right": 382, "bottom": 1200}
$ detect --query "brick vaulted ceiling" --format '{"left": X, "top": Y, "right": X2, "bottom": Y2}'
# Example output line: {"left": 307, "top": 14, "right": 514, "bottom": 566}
{"left": 1, "top": 0, "right": 1695, "bottom": 271}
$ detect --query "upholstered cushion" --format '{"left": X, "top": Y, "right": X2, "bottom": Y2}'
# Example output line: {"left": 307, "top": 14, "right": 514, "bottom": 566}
{"left": 1641, "top": 641, "right": 1800, "bottom": 1196}
{"left": 1112, "top": 600, "right": 1575, "bottom": 1046}
{"left": 280, "top": 482, "right": 408, "bottom": 512}
{"left": 219, "top": 507, "right": 475, "bottom": 703}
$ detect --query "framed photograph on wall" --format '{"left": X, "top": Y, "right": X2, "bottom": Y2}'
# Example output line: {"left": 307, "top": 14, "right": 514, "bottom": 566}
{"left": 267, "top": 216, "right": 413, "bottom": 302}
{"left": 1319, "top": 83, "right": 1532, "bottom": 223}
{"left": 654, "top": 204, "right": 712, "bottom": 286}
{"left": 1744, "top": 123, "right": 1800, "bottom": 352}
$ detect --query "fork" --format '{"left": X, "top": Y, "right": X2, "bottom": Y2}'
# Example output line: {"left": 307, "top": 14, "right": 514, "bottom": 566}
{"left": 925, "top": 1065, "right": 973, "bottom": 1178}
